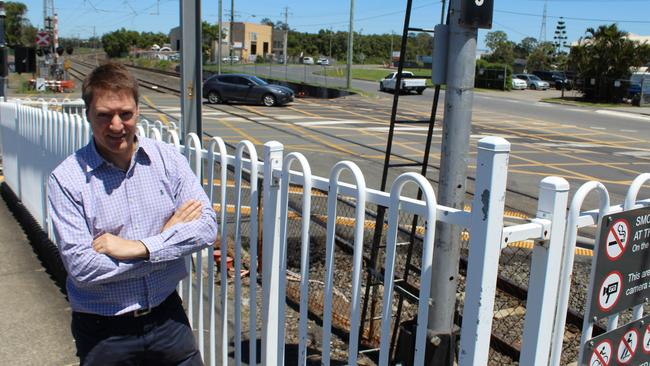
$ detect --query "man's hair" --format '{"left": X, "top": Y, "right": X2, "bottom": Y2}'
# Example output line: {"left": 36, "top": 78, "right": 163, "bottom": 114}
{"left": 82, "top": 61, "right": 139, "bottom": 109}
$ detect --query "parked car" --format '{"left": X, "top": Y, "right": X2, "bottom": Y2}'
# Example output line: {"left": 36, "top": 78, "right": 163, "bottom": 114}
{"left": 302, "top": 57, "right": 314, "bottom": 65}
{"left": 514, "top": 74, "right": 550, "bottom": 90}
{"left": 511, "top": 77, "right": 527, "bottom": 90}
{"left": 532, "top": 70, "right": 573, "bottom": 90}
{"left": 202, "top": 74, "right": 294, "bottom": 107}
{"left": 379, "top": 71, "right": 427, "bottom": 94}
{"left": 222, "top": 55, "right": 240, "bottom": 63}
{"left": 317, "top": 58, "right": 330, "bottom": 65}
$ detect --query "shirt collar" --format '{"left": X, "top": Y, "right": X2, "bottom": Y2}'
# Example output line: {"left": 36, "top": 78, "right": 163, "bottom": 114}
{"left": 86, "top": 136, "right": 151, "bottom": 172}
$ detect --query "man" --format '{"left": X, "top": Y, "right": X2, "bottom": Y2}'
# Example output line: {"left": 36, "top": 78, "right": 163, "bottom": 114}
{"left": 47, "top": 61, "right": 217, "bottom": 365}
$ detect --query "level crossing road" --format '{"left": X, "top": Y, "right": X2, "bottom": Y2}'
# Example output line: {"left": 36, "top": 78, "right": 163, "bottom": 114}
{"left": 138, "top": 87, "right": 650, "bottom": 217}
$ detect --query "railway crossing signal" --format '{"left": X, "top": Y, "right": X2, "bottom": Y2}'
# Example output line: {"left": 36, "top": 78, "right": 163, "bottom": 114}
{"left": 36, "top": 31, "right": 49, "bottom": 47}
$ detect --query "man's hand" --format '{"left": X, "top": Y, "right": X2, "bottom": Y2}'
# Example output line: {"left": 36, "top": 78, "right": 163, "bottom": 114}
{"left": 162, "top": 199, "right": 203, "bottom": 232}
{"left": 92, "top": 233, "right": 149, "bottom": 260}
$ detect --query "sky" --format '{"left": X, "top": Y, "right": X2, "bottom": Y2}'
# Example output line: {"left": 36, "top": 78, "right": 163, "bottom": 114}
{"left": 18, "top": 0, "right": 650, "bottom": 51}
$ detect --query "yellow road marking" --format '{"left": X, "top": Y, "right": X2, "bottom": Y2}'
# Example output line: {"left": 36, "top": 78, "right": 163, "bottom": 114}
{"left": 219, "top": 119, "right": 262, "bottom": 145}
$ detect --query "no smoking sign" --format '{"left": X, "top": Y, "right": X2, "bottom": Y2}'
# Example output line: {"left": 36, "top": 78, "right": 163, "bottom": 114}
{"left": 590, "top": 207, "right": 650, "bottom": 319}
{"left": 605, "top": 219, "right": 630, "bottom": 260}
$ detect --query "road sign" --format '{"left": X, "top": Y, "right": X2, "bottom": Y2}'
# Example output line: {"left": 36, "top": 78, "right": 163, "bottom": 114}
{"left": 617, "top": 329, "right": 639, "bottom": 364}
{"left": 589, "top": 207, "right": 650, "bottom": 319}
{"left": 36, "top": 32, "right": 50, "bottom": 47}
{"left": 583, "top": 315, "right": 650, "bottom": 366}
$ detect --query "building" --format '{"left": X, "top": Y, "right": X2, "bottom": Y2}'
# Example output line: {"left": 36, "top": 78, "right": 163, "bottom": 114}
{"left": 271, "top": 28, "right": 286, "bottom": 61}
{"left": 224, "top": 22, "right": 272, "bottom": 62}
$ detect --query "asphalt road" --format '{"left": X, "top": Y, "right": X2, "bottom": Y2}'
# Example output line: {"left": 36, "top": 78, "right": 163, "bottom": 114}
{"left": 136, "top": 78, "right": 650, "bottom": 221}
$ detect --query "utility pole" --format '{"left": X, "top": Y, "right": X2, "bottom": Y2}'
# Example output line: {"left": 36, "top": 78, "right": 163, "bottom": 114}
{"left": 0, "top": 1, "right": 7, "bottom": 99}
{"left": 180, "top": 0, "right": 202, "bottom": 140}
{"left": 93, "top": 26, "right": 98, "bottom": 65}
{"left": 282, "top": 6, "right": 288, "bottom": 66}
{"left": 329, "top": 27, "right": 333, "bottom": 59}
{"left": 346, "top": 0, "right": 354, "bottom": 89}
{"left": 218, "top": 0, "right": 222, "bottom": 74}
{"left": 390, "top": 30, "right": 394, "bottom": 66}
{"left": 229, "top": 0, "right": 234, "bottom": 65}
{"left": 427, "top": 0, "right": 493, "bottom": 364}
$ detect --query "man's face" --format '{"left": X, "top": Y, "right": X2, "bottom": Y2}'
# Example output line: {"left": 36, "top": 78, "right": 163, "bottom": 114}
{"left": 87, "top": 89, "right": 139, "bottom": 166}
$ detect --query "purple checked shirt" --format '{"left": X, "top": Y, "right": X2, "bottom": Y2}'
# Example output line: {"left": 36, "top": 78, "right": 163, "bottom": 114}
{"left": 47, "top": 136, "right": 217, "bottom": 316}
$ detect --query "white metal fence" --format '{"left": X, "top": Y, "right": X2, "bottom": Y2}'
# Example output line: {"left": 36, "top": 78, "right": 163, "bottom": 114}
{"left": 1, "top": 99, "right": 649, "bottom": 365}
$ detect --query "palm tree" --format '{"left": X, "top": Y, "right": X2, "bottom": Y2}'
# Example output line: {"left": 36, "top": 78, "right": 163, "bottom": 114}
{"left": 569, "top": 24, "right": 648, "bottom": 102}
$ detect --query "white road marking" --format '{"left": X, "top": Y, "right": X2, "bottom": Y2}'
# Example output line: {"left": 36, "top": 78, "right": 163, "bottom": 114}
{"left": 567, "top": 108, "right": 590, "bottom": 113}
{"left": 615, "top": 151, "right": 650, "bottom": 158}
{"left": 596, "top": 109, "right": 650, "bottom": 121}
{"left": 364, "top": 126, "right": 441, "bottom": 132}
{"left": 274, "top": 115, "right": 319, "bottom": 120}
{"left": 537, "top": 142, "right": 601, "bottom": 148}
{"left": 590, "top": 126, "right": 606, "bottom": 130}
{"left": 295, "top": 120, "right": 366, "bottom": 126}
{"left": 620, "top": 129, "right": 638, "bottom": 133}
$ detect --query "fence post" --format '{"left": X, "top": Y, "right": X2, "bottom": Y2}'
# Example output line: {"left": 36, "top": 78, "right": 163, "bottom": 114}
{"left": 458, "top": 137, "right": 510, "bottom": 366}
{"left": 261, "top": 141, "right": 284, "bottom": 365}
{"left": 519, "top": 176, "right": 570, "bottom": 366}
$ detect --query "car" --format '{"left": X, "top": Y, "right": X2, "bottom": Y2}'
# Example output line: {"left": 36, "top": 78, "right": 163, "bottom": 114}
{"left": 511, "top": 77, "right": 527, "bottom": 90}
{"left": 317, "top": 58, "right": 329, "bottom": 66}
{"left": 532, "top": 70, "right": 573, "bottom": 90}
{"left": 222, "top": 55, "right": 240, "bottom": 63}
{"left": 302, "top": 57, "right": 314, "bottom": 65}
{"left": 202, "top": 73, "right": 294, "bottom": 107}
{"left": 514, "top": 74, "right": 550, "bottom": 90}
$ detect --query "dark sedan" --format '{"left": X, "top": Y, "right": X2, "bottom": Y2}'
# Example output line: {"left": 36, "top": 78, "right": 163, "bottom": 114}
{"left": 202, "top": 74, "right": 294, "bottom": 106}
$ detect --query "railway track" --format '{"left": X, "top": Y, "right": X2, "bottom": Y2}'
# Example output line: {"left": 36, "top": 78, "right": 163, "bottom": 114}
{"left": 67, "top": 58, "right": 598, "bottom": 364}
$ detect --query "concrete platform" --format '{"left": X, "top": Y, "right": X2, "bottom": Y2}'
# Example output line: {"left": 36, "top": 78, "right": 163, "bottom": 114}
{"left": 0, "top": 183, "right": 77, "bottom": 365}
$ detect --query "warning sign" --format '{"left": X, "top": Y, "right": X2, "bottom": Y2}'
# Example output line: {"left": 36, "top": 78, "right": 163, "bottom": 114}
{"left": 590, "top": 207, "right": 650, "bottom": 319}
{"left": 36, "top": 31, "right": 50, "bottom": 47}
{"left": 598, "top": 271, "right": 622, "bottom": 312}
{"left": 616, "top": 329, "right": 639, "bottom": 364}
{"left": 605, "top": 219, "right": 630, "bottom": 260}
{"left": 590, "top": 340, "right": 613, "bottom": 366}
{"left": 582, "top": 315, "right": 650, "bottom": 366}
{"left": 644, "top": 325, "right": 650, "bottom": 354}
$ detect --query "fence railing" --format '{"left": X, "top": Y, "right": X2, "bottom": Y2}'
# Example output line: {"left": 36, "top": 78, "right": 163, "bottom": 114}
{"left": 2, "top": 99, "right": 649, "bottom": 366}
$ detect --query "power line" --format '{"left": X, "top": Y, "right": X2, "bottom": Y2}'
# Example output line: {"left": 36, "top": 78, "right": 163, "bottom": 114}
{"left": 496, "top": 9, "right": 650, "bottom": 24}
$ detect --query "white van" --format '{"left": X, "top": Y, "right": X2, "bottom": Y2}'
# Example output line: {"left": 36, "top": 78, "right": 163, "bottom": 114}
{"left": 302, "top": 57, "right": 314, "bottom": 65}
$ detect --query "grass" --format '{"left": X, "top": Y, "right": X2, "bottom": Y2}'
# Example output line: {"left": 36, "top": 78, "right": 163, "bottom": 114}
{"left": 8, "top": 73, "right": 39, "bottom": 95}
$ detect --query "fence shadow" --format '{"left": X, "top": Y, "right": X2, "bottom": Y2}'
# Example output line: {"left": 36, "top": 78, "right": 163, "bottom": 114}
{"left": 0, "top": 182, "right": 68, "bottom": 297}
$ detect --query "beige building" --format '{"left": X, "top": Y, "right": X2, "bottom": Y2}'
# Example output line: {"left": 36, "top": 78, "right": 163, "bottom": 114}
{"left": 225, "top": 22, "right": 273, "bottom": 62}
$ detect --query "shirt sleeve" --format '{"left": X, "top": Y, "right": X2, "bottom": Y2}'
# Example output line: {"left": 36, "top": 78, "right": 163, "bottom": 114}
{"left": 47, "top": 174, "right": 153, "bottom": 287}
{"left": 140, "top": 148, "right": 218, "bottom": 263}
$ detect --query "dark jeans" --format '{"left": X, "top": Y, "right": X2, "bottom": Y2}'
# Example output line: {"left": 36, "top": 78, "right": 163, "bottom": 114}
{"left": 71, "top": 292, "right": 203, "bottom": 366}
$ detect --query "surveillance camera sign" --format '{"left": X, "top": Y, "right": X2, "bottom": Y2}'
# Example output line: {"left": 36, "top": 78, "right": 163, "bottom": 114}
{"left": 589, "top": 207, "right": 650, "bottom": 320}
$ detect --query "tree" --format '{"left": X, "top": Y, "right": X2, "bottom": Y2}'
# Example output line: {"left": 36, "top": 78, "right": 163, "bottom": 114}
{"left": 569, "top": 23, "right": 650, "bottom": 101}
{"left": 3, "top": 1, "right": 36, "bottom": 47}
{"left": 101, "top": 28, "right": 139, "bottom": 58}
{"left": 526, "top": 42, "right": 555, "bottom": 71}
{"left": 484, "top": 31, "right": 515, "bottom": 65}
{"left": 260, "top": 18, "right": 274, "bottom": 27}
{"left": 514, "top": 37, "right": 537, "bottom": 59}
